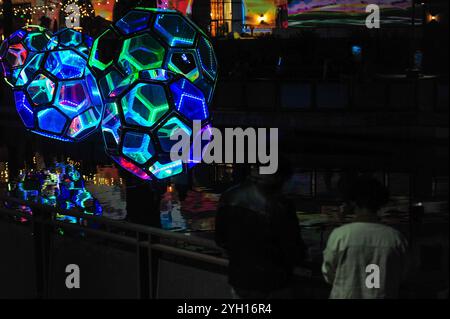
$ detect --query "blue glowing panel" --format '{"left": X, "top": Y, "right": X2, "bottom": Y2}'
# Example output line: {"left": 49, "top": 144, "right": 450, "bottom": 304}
{"left": 85, "top": 68, "right": 103, "bottom": 108}
{"left": 45, "top": 50, "right": 86, "bottom": 79}
{"left": 157, "top": 116, "right": 192, "bottom": 152}
{"left": 170, "top": 78, "right": 209, "bottom": 120}
{"left": 10, "top": 30, "right": 27, "bottom": 42}
{"left": 154, "top": 14, "right": 196, "bottom": 47}
{"left": 14, "top": 91, "right": 35, "bottom": 128}
{"left": 37, "top": 108, "right": 67, "bottom": 134}
{"left": 122, "top": 131, "right": 155, "bottom": 164}
{"left": 116, "top": 10, "right": 152, "bottom": 35}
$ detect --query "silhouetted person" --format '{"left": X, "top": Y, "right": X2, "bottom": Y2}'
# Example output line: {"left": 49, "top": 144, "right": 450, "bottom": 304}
{"left": 215, "top": 160, "right": 306, "bottom": 299}
{"left": 124, "top": 173, "right": 164, "bottom": 228}
{"left": 322, "top": 175, "right": 409, "bottom": 299}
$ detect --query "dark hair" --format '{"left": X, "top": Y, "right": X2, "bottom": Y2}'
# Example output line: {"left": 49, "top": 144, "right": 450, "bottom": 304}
{"left": 340, "top": 175, "right": 389, "bottom": 212}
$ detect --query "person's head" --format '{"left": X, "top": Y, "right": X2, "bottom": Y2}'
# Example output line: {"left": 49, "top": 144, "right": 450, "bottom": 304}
{"left": 340, "top": 175, "right": 389, "bottom": 215}
{"left": 250, "top": 155, "right": 293, "bottom": 190}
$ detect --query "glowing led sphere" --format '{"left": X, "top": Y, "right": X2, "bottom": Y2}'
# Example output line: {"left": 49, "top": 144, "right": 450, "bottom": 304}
{"left": 102, "top": 69, "right": 211, "bottom": 180}
{"left": 12, "top": 29, "right": 104, "bottom": 142}
{"left": 0, "top": 25, "right": 52, "bottom": 87}
{"left": 88, "top": 7, "right": 218, "bottom": 105}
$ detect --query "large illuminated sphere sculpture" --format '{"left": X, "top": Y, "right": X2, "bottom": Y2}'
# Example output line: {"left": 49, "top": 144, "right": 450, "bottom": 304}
{"left": 88, "top": 7, "right": 218, "bottom": 104}
{"left": 12, "top": 29, "right": 104, "bottom": 142}
{"left": 0, "top": 26, "right": 52, "bottom": 87}
{"left": 102, "top": 69, "right": 211, "bottom": 180}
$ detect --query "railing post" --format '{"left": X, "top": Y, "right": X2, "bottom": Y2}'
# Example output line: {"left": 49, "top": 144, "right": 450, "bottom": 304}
{"left": 32, "top": 205, "right": 52, "bottom": 299}
{"left": 136, "top": 231, "right": 151, "bottom": 299}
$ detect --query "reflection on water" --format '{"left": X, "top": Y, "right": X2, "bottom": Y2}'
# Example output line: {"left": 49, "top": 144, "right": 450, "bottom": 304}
{"left": 84, "top": 165, "right": 127, "bottom": 221}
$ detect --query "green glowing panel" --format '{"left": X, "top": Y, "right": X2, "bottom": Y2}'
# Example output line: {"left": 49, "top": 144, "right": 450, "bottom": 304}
{"left": 168, "top": 52, "right": 200, "bottom": 82}
{"left": 121, "top": 83, "right": 169, "bottom": 128}
{"left": 89, "top": 29, "right": 120, "bottom": 71}
{"left": 122, "top": 131, "right": 155, "bottom": 164}
{"left": 118, "top": 33, "right": 165, "bottom": 75}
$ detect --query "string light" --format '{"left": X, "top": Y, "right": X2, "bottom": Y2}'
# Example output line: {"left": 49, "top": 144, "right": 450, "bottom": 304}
{"left": 0, "top": 1, "right": 96, "bottom": 19}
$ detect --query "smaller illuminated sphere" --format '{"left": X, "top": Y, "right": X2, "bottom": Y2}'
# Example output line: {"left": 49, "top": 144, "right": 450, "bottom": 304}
{"left": 88, "top": 7, "right": 218, "bottom": 105}
{"left": 12, "top": 29, "right": 104, "bottom": 142}
{"left": 103, "top": 69, "right": 211, "bottom": 180}
{"left": 0, "top": 26, "right": 52, "bottom": 87}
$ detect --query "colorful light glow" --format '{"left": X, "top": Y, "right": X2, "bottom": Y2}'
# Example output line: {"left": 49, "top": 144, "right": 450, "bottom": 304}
{"left": 111, "top": 155, "right": 152, "bottom": 180}
{"left": 0, "top": 26, "right": 51, "bottom": 87}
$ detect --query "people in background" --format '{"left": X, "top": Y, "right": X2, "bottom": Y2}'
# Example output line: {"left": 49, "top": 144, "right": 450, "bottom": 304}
{"left": 322, "top": 175, "right": 409, "bottom": 299}
{"left": 215, "top": 159, "right": 306, "bottom": 299}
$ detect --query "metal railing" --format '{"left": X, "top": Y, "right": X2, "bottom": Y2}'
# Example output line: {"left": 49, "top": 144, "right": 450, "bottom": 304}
{"left": 0, "top": 195, "right": 228, "bottom": 299}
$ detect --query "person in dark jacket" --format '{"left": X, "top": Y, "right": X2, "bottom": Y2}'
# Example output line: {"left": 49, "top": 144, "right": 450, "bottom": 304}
{"left": 215, "top": 160, "right": 306, "bottom": 299}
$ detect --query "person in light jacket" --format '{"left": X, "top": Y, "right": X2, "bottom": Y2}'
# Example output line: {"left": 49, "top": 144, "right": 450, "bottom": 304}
{"left": 322, "top": 175, "right": 409, "bottom": 299}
